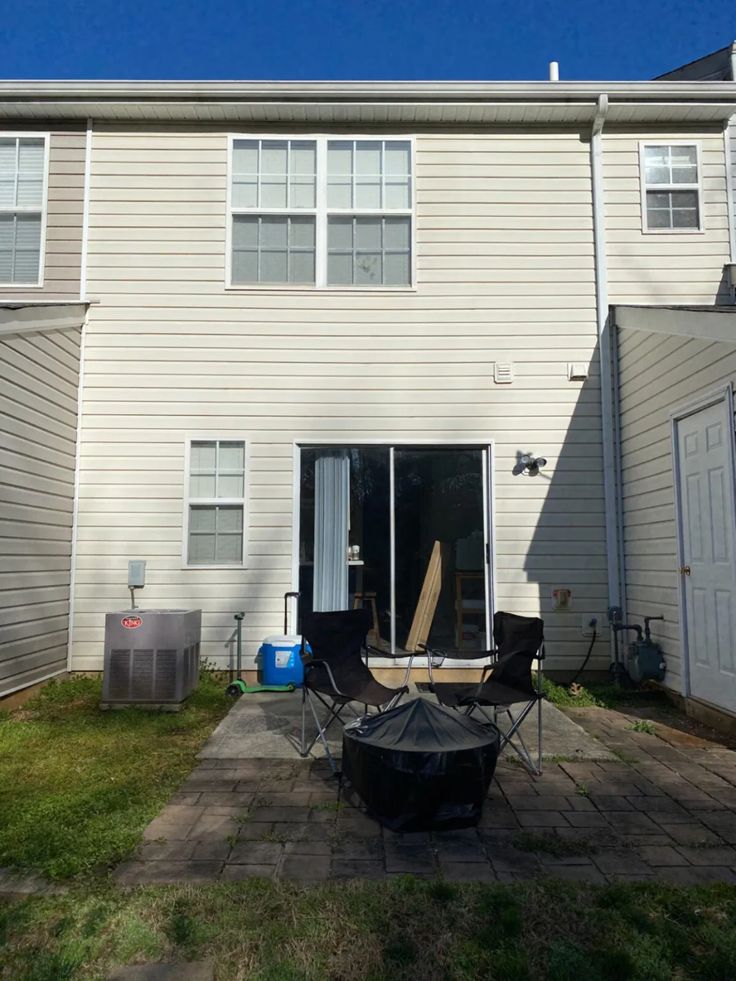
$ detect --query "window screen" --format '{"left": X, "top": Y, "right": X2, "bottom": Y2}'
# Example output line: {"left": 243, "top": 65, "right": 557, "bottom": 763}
{"left": 0, "top": 137, "right": 45, "bottom": 284}
{"left": 187, "top": 440, "right": 246, "bottom": 565}
{"left": 642, "top": 145, "right": 700, "bottom": 231}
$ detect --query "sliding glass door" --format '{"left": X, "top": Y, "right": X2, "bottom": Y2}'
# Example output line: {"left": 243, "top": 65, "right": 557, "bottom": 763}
{"left": 298, "top": 444, "right": 493, "bottom": 656}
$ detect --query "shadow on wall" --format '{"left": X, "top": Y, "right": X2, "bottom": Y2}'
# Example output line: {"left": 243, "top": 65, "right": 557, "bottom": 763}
{"left": 520, "top": 342, "right": 610, "bottom": 678}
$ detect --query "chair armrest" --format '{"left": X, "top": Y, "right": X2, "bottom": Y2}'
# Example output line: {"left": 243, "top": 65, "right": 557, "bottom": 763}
{"left": 303, "top": 659, "right": 348, "bottom": 698}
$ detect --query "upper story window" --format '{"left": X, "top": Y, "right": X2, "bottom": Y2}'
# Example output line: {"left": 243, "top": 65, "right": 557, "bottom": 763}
{"left": 0, "top": 135, "right": 48, "bottom": 285}
{"left": 228, "top": 136, "right": 413, "bottom": 288}
{"left": 640, "top": 143, "right": 701, "bottom": 233}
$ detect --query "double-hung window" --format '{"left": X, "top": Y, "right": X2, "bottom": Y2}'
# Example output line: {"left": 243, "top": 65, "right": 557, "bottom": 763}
{"left": 185, "top": 439, "right": 246, "bottom": 566}
{"left": 0, "top": 135, "right": 48, "bottom": 285}
{"left": 228, "top": 136, "right": 413, "bottom": 288}
{"left": 640, "top": 143, "right": 701, "bottom": 232}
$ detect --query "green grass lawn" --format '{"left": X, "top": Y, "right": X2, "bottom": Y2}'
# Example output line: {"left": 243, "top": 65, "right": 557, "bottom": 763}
{"left": 2, "top": 878, "right": 736, "bottom": 980}
{"left": 2, "top": 676, "right": 736, "bottom": 980}
{"left": 0, "top": 674, "right": 230, "bottom": 879}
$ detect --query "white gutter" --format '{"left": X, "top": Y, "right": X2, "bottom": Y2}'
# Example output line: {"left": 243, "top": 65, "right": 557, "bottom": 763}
{"left": 1, "top": 79, "right": 736, "bottom": 100}
{"left": 590, "top": 94, "right": 623, "bottom": 617}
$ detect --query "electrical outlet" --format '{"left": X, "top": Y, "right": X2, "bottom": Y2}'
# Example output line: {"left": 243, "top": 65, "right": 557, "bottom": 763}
{"left": 581, "top": 615, "right": 599, "bottom": 638}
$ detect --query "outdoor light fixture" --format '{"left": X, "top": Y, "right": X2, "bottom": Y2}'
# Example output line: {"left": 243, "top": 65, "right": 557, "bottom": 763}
{"left": 513, "top": 454, "right": 547, "bottom": 477}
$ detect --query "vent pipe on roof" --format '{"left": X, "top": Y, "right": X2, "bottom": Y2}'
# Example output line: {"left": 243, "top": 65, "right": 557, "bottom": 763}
{"left": 549, "top": 61, "right": 559, "bottom": 81}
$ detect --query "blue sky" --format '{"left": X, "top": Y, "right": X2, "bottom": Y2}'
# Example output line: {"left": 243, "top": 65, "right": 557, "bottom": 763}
{"left": 1, "top": 0, "right": 734, "bottom": 81}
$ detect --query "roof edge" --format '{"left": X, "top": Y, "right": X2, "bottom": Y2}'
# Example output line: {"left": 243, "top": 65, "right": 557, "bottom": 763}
{"left": 2, "top": 79, "right": 736, "bottom": 103}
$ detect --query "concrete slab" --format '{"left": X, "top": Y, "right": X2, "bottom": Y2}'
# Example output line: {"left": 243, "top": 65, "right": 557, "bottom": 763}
{"left": 198, "top": 686, "right": 614, "bottom": 761}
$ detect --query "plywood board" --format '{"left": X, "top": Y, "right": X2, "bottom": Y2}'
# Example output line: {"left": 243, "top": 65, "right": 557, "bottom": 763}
{"left": 405, "top": 540, "right": 446, "bottom": 652}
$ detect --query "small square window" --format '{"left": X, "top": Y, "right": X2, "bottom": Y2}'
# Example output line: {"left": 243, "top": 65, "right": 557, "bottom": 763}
{"left": 641, "top": 144, "right": 701, "bottom": 232}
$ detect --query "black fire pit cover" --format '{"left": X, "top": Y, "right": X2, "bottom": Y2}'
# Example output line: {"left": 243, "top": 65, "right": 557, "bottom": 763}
{"left": 342, "top": 697, "right": 500, "bottom": 832}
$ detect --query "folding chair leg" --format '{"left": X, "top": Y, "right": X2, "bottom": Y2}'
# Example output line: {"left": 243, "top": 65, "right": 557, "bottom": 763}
{"left": 537, "top": 695, "right": 543, "bottom": 775}
{"left": 503, "top": 706, "right": 542, "bottom": 777}
{"left": 300, "top": 689, "right": 364, "bottom": 774}
{"left": 304, "top": 689, "right": 340, "bottom": 773}
{"left": 461, "top": 699, "right": 541, "bottom": 775}
{"left": 300, "top": 686, "right": 307, "bottom": 757}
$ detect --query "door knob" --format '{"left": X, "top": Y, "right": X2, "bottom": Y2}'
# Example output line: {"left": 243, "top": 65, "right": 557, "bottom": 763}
{"left": 679, "top": 565, "right": 691, "bottom": 576}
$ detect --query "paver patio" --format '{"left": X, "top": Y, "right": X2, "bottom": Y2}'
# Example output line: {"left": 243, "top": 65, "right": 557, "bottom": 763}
{"left": 116, "top": 700, "right": 736, "bottom": 887}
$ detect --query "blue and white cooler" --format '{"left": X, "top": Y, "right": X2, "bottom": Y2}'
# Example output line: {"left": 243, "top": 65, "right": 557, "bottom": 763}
{"left": 257, "top": 635, "right": 306, "bottom": 688}
{"left": 256, "top": 592, "right": 307, "bottom": 688}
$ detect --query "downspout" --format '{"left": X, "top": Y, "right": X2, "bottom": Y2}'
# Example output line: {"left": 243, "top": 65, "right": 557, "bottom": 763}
{"left": 590, "top": 95, "right": 624, "bottom": 618}
{"left": 66, "top": 117, "right": 93, "bottom": 673}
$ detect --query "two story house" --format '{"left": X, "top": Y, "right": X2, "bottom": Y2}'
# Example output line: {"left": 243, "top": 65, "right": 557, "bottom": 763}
{"left": 1, "top": 78, "right": 735, "bottom": 722}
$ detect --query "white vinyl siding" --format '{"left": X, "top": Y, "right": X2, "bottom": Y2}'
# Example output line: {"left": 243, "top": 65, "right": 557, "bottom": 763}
{"left": 227, "top": 135, "right": 413, "bottom": 288}
{"left": 605, "top": 129, "right": 730, "bottom": 304}
{"left": 185, "top": 439, "right": 246, "bottom": 567}
{"left": 640, "top": 143, "right": 701, "bottom": 232}
{"left": 0, "top": 324, "right": 81, "bottom": 696}
{"left": 0, "top": 135, "right": 48, "bottom": 285}
{"left": 72, "top": 126, "right": 608, "bottom": 674}
{"left": 617, "top": 325, "right": 736, "bottom": 696}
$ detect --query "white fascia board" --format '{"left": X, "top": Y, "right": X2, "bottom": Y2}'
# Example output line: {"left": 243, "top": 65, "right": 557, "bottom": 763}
{"left": 1, "top": 81, "right": 736, "bottom": 126}
{"left": 613, "top": 304, "right": 736, "bottom": 344}
{"left": 2, "top": 79, "right": 736, "bottom": 99}
{"left": 0, "top": 301, "right": 88, "bottom": 337}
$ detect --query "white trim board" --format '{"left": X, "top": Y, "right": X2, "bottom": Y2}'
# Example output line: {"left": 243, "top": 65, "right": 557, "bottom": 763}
{"left": 613, "top": 304, "right": 736, "bottom": 344}
{"left": 0, "top": 301, "right": 87, "bottom": 337}
{"left": 670, "top": 384, "right": 736, "bottom": 701}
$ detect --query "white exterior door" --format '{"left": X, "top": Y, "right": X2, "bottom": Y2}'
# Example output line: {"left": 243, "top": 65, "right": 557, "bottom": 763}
{"left": 675, "top": 393, "right": 736, "bottom": 712}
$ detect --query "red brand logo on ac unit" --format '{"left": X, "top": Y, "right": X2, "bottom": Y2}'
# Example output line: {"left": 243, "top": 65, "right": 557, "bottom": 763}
{"left": 121, "top": 616, "right": 143, "bottom": 629}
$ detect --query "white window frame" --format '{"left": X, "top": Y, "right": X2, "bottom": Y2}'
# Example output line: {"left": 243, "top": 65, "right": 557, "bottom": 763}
{"left": 639, "top": 141, "right": 704, "bottom": 234}
{"left": 0, "top": 131, "right": 50, "bottom": 288}
{"left": 182, "top": 435, "right": 249, "bottom": 569}
{"left": 226, "top": 133, "right": 416, "bottom": 291}
{"left": 291, "top": 438, "right": 497, "bottom": 664}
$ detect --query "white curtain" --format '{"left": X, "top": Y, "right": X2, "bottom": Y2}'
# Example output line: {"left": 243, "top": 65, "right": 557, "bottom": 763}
{"left": 313, "top": 453, "right": 350, "bottom": 611}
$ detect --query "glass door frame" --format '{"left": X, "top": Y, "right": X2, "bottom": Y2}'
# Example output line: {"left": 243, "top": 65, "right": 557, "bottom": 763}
{"left": 291, "top": 439, "right": 496, "bottom": 665}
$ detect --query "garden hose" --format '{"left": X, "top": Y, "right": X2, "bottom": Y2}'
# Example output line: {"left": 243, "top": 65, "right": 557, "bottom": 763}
{"left": 565, "top": 628, "right": 597, "bottom": 687}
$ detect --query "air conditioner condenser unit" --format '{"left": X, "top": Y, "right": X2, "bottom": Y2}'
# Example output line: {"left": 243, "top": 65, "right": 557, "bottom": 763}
{"left": 101, "top": 608, "right": 202, "bottom": 710}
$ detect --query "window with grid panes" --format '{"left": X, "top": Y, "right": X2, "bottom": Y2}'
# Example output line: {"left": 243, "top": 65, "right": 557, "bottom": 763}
{"left": 186, "top": 440, "right": 246, "bottom": 565}
{"left": 641, "top": 144, "right": 701, "bottom": 231}
{"left": 0, "top": 136, "right": 46, "bottom": 285}
{"left": 229, "top": 137, "right": 412, "bottom": 287}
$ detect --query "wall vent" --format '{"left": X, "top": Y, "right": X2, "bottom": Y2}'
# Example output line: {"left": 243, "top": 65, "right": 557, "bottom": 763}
{"left": 494, "top": 362, "right": 514, "bottom": 384}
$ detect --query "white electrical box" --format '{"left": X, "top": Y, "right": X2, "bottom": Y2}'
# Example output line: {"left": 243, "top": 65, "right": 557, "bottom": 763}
{"left": 128, "top": 560, "right": 146, "bottom": 589}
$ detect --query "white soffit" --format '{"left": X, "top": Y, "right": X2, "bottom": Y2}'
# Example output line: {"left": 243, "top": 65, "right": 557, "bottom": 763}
{"left": 0, "top": 80, "right": 735, "bottom": 125}
{"left": 613, "top": 304, "right": 736, "bottom": 345}
{"left": 0, "top": 301, "right": 87, "bottom": 337}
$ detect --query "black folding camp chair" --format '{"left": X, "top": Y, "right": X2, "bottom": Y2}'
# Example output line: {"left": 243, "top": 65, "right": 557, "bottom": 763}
{"left": 299, "top": 608, "right": 409, "bottom": 772}
{"left": 426, "top": 611, "right": 545, "bottom": 775}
